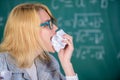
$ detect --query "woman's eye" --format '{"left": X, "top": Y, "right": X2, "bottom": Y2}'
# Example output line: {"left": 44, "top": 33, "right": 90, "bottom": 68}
{"left": 44, "top": 24, "right": 49, "bottom": 27}
{"left": 40, "top": 20, "right": 53, "bottom": 29}
{"left": 43, "top": 22, "right": 48, "bottom": 26}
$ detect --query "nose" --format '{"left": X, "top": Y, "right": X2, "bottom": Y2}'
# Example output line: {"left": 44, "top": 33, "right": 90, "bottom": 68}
{"left": 54, "top": 24, "right": 58, "bottom": 31}
{"left": 52, "top": 24, "right": 58, "bottom": 35}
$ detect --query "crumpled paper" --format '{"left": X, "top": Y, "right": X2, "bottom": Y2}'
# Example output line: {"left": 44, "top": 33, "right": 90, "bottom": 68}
{"left": 51, "top": 29, "right": 67, "bottom": 52}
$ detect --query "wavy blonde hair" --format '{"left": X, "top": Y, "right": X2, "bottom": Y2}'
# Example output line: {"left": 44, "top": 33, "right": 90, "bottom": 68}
{"left": 0, "top": 3, "right": 56, "bottom": 68}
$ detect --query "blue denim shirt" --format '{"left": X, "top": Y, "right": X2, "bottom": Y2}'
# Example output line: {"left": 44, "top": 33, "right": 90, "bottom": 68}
{"left": 0, "top": 52, "right": 65, "bottom": 80}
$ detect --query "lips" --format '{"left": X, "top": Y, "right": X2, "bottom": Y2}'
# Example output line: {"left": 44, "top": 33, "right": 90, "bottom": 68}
{"left": 50, "top": 36, "right": 54, "bottom": 47}
{"left": 50, "top": 36, "right": 52, "bottom": 41}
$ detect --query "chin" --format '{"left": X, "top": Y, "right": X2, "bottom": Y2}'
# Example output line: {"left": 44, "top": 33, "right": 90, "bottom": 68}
{"left": 48, "top": 45, "right": 56, "bottom": 53}
{"left": 48, "top": 42, "right": 56, "bottom": 53}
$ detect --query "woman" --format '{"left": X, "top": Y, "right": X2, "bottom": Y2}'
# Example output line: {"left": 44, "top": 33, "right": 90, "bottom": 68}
{"left": 0, "top": 3, "right": 78, "bottom": 80}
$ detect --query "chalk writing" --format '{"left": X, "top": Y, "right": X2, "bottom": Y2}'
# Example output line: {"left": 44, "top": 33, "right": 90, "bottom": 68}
{"left": 51, "top": 1, "right": 114, "bottom": 63}
{"left": 73, "top": 13, "right": 103, "bottom": 29}
{"left": 73, "top": 29, "right": 104, "bottom": 44}
{"left": 56, "top": 12, "right": 105, "bottom": 60}
{"left": 75, "top": 46, "right": 105, "bottom": 60}
{"left": 101, "top": 0, "right": 108, "bottom": 8}
{"left": 51, "top": 0, "right": 115, "bottom": 10}
{"left": 57, "top": 13, "right": 103, "bottom": 29}
{"left": 76, "top": 0, "right": 86, "bottom": 8}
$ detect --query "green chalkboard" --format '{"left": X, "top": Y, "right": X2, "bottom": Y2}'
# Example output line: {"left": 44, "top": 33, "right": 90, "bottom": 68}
{"left": 0, "top": 0, "right": 120, "bottom": 80}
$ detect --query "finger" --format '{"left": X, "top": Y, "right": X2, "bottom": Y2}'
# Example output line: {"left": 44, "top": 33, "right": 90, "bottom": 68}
{"left": 63, "top": 34, "right": 73, "bottom": 44}
{"left": 63, "top": 34, "right": 73, "bottom": 40}
{"left": 62, "top": 38, "right": 73, "bottom": 46}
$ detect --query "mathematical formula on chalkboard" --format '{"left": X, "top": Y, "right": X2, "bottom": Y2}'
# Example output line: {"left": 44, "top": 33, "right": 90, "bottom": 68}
{"left": 51, "top": 0, "right": 115, "bottom": 10}
{"left": 49, "top": 0, "right": 117, "bottom": 60}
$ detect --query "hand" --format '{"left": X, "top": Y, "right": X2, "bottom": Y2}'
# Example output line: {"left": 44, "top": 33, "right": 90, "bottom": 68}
{"left": 58, "top": 34, "right": 74, "bottom": 63}
{"left": 58, "top": 34, "right": 75, "bottom": 76}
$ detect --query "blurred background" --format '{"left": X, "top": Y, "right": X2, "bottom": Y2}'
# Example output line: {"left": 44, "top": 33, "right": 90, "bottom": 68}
{"left": 0, "top": 0, "right": 120, "bottom": 80}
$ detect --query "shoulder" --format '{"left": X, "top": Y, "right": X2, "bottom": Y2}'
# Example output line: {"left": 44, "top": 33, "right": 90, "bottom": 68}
{"left": 37, "top": 53, "right": 60, "bottom": 71}
{"left": 36, "top": 53, "right": 60, "bottom": 71}
{"left": 0, "top": 52, "right": 8, "bottom": 71}
{"left": 49, "top": 54, "right": 66, "bottom": 79}
{"left": 49, "top": 54, "right": 58, "bottom": 63}
{"left": 0, "top": 51, "right": 9, "bottom": 58}
{"left": 0, "top": 52, "right": 7, "bottom": 59}
{"left": 49, "top": 54, "right": 60, "bottom": 68}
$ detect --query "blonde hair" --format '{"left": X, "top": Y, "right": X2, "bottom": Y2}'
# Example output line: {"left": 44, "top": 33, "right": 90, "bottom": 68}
{"left": 0, "top": 3, "right": 56, "bottom": 68}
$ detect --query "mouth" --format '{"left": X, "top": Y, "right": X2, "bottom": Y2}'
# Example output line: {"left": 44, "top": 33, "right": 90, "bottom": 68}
{"left": 50, "top": 36, "right": 53, "bottom": 46}
{"left": 50, "top": 36, "right": 52, "bottom": 40}
{"left": 50, "top": 36, "right": 53, "bottom": 43}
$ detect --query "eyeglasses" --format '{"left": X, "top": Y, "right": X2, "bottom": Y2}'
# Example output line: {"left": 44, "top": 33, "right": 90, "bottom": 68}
{"left": 40, "top": 19, "right": 56, "bottom": 30}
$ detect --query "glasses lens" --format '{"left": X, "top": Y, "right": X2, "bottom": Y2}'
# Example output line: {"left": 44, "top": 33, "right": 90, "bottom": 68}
{"left": 49, "top": 20, "right": 53, "bottom": 29}
{"left": 40, "top": 19, "right": 56, "bottom": 30}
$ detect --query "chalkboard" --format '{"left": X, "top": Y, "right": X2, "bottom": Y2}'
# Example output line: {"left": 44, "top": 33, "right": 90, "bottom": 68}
{"left": 0, "top": 0, "right": 120, "bottom": 80}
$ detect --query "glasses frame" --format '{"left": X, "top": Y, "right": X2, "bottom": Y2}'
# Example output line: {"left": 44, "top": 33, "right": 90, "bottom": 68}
{"left": 40, "top": 19, "right": 55, "bottom": 30}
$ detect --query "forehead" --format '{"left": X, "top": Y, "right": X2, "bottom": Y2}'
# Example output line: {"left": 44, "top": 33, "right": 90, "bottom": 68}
{"left": 38, "top": 10, "right": 51, "bottom": 23}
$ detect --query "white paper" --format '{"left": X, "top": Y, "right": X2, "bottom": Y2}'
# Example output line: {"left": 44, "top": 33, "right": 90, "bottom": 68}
{"left": 51, "top": 29, "right": 67, "bottom": 52}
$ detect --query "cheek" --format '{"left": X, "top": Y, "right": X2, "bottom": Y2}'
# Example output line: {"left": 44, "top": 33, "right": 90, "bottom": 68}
{"left": 39, "top": 29, "right": 50, "bottom": 43}
{"left": 39, "top": 30, "right": 55, "bottom": 52}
